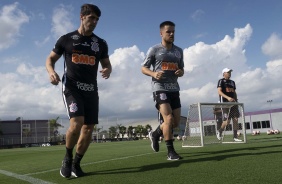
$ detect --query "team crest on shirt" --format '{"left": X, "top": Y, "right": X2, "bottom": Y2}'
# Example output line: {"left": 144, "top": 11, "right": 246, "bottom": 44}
{"left": 69, "top": 102, "right": 78, "bottom": 113}
{"left": 160, "top": 93, "right": 167, "bottom": 100}
{"left": 91, "top": 42, "right": 99, "bottom": 52}
{"left": 71, "top": 35, "right": 80, "bottom": 40}
{"left": 174, "top": 50, "right": 181, "bottom": 58}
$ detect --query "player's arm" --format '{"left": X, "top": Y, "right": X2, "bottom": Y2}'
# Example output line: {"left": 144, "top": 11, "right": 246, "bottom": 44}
{"left": 141, "top": 47, "right": 164, "bottom": 80}
{"left": 141, "top": 66, "right": 164, "bottom": 80}
{"left": 46, "top": 51, "right": 61, "bottom": 85}
{"left": 234, "top": 91, "right": 238, "bottom": 102}
{"left": 175, "top": 48, "right": 184, "bottom": 77}
{"left": 175, "top": 68, "right": 184, "bottom": 77}
{"left": 217, "top": 87, "right": 235, "bottom": 102}
{"left": 100, "top": 58, "right": 112, "bottom": 79}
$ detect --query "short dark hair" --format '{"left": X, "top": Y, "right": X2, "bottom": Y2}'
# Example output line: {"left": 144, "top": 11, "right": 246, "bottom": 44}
{"left": 160, "top": 21, "right": 175, "bottom": 29}
{"left": 81, "top": 4, "right": 101, "bottom": 17}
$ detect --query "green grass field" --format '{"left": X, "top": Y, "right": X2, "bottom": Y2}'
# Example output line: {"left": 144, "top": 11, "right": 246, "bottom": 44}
{"left": 0, "top": 134, "right": 281, "bottom": 184}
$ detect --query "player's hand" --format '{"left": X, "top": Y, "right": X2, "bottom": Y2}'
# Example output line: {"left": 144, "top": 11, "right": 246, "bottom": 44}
{"left": 175, "top": 69, "right": 184, "bottom": 77}
{"left": 49, "top": 72, "right": 60, "bottom": 85}
{"left": 154, "top": 71, "right": 164, "bottom": 80}
{"left": 228, "top": 97, "right": 235, "bottom": 102}
{"left": 100, "top": 68, "right": 111, "bottom": 79}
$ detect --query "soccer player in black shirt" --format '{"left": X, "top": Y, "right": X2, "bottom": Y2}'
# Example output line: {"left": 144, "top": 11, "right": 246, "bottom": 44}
{"left": 46, "top": 4, "right": 112, "bottom": 178}
{"left": 217, "top": 68, "right": 242, "bottom": 142}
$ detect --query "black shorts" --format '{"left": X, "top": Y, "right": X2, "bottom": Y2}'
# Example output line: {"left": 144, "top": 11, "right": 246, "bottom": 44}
{"left": 63, "top": 87, "right": 99, "bottom": 125}
{"left": 215, "top": 115, "right": 223, "bottom": 123}
{"left": 223, "top": 105, "right": 240, "bottom": 120}
{"left": 153, "top": 91, "right": 181, "bottom": 125}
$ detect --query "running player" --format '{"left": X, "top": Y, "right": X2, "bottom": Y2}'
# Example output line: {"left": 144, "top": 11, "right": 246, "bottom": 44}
{"left": 217, "top": 68, "right": 242, "bottom": 142}
{"left": 142, "top": 21, "right": 184, "bottom": 160}
{"left": 45, "top": 4, "right": 112, "bottom": 178}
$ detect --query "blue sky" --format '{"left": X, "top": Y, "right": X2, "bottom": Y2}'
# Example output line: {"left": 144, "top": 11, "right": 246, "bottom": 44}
{"left": 1, "top": 0, "right": 282, "bottom": 131}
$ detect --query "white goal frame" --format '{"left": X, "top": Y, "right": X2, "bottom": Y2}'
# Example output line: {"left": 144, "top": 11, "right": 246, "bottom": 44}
{"left": 182, "top": 102, "right": 247, "bottom": 147}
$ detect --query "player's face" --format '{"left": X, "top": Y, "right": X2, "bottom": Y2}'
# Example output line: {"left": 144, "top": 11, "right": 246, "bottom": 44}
{"left": 224, "top": 71, "right": 231, "bottom": 79}
{"left": 81, "top": 13, "right": 99, "bottom": 33}
{"left": 161, "top": 25, "right": 175, "bottom": 44}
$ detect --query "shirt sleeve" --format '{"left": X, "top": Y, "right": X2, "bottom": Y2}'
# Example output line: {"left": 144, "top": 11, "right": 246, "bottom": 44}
{"left": 52, "top": 35, "right": 65, "bottom": 56}
{"left": 179, "top": 48, "right": 184, "bottom": 69}
{"left": 233, "top": 80, "right": 236, "bottom": 90}
{"left": 217, "top": 79, "right": 222, "bottom": 88}
{"left": 100, "top": 39, "right": 109, "bottom": 59}
{"left": 142, "top": 47, "right": 155, "bottom": 68}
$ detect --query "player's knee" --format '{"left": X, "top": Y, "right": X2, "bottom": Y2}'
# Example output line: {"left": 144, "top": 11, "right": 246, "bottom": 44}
{"left": 69, "top": 124, "right": 81, "bottom": 133}
{"left": 81, "top": 125, "right": 94, "bottom": 135}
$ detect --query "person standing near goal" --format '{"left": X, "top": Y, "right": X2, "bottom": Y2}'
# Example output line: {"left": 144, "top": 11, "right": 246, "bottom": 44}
{"left": 141, "top": 21, "right": 184, "bottom": 160}
{"left": 46, "top": 4, "right": 112, "bottom": 178}
{"left": 217, "top": 68, "right": 242, "bottom": 142}
{"left": 213, "top": 106, "right": 223, "bottom": 139}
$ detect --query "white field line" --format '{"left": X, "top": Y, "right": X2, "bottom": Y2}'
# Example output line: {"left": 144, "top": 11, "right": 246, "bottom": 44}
{"left": 0, "top": 169, "right": 55, "bottom": 184}
{"left": 25, "top": 151, "right": 163, "bottom": 176}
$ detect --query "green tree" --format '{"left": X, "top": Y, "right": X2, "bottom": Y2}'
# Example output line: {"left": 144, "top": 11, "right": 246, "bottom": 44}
{"left": 135, "top": 125, "right": 144, "bottom": 138}
{"left": 108, "top": 126, "right": 117, "bottom": 139}
{"left": 144, "top": 124, "right": 152, "bottom": 137}
{"left": 22, "top": 128, "right": 31, "bottom": 143}
{"left": 127, "top": 126, "right": 133, "bottom": 138}
{"left": 49, "top": 117, "right": 63, "bottom": 141}
{"left": 118, "top": 125, "right": 127, "bottom": 139}
{"left": 22, "top": 128, "right": 31, "bottom": 137}
{"left": 94, "top": 125, "right": 102, "bottom": 133}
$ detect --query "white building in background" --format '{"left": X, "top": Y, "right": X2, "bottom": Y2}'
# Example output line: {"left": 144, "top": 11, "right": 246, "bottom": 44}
{"left": 244, "top": 108, "right": 282, "bottom": 133}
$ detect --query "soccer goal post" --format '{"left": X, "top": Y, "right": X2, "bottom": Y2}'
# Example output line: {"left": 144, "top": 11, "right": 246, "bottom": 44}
{"left": 182, "top": 102, "right": 247, "bottom": 147}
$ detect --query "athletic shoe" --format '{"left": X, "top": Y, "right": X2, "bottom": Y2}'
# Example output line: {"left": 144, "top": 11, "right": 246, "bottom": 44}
{"left": 149, "top": 131, "right": 159, "bottom": 152}
{"left": 71, "top": 162, "right": 85, "bottom": 177}
{"left": 216, "top": 131, "right": 222, "bottom": 141}
{"left": 167, "top": 150, "right": 182, "bottom": 161}
{"left": 60, "top": 158, "right": 72, "bottom": 178}
{"left": 234, "top": 138, "right": 243, "bottom": 142}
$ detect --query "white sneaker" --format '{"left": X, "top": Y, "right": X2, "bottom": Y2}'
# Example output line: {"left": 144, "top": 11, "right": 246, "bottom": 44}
{"left": 216, "top": 132, "right": 222, "bottom": 140}
{"left": 233, "top": 138, "right": 243, "bottom": 142}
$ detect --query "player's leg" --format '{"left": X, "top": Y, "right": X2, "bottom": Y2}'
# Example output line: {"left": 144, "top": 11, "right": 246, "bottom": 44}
{"left": 232, "top": 117, "right": 242, "bottom": 141}
{"left": 172, "top": 108, "right": 181, "bottom": 128}
{"left": 159, "top": 104, "right": 181, "bottom": 160}
{"left": 231, "top": 106, "right": 242, "bottom": 141}
{"left": 217, "top": 107, "right": 230, "bottom": 140}
{"left": 162, "top": 92, "right": 182, "bottom": 160}
{"left": 72, "top": 123, "right": 94, "bottom": 177}
{"left": 148, "top": 110, "right": 163, "bottom": 152}
{"left": 159, "top": 103, "right": 173, "bottom": 140}
{"left": 60, "top": 116, "right": 84, "bottom": 178}
{"left": 157, "top": 112, "right": 164, "bottom": 141}
{"left": 148, "top": 92, "right": 165, "bottom": 152}
{"left": 216, "top": 116, "right": 223, "bottom": 140}
{"left": 61, "top": 89, "right": 84, "bottom": 178}
{"left": 72, "top": 93, "right": 98, "bottom": 177}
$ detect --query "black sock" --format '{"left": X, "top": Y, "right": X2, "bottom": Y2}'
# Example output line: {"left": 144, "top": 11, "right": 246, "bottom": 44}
{"left": 65, "top": 147, "right": 73, "bottom": 160}
{"left": 73, "top": 153, "right": 84, "bottom": 164}
{"left": 152, "top": 125, "right": 163, "bottom": 138}
{"left": 218, "top": 128, "right": 223, "bottom": 136}
{"left": 233, "top": 130, "right": 238, "bottom": 138}
{"left": 165, "top": 139, "right": 175, "bottom": 152}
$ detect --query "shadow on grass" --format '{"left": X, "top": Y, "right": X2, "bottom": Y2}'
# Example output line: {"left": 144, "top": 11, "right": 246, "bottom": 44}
{"left": 82, "top": 143, "right": 282, "bottom": 177}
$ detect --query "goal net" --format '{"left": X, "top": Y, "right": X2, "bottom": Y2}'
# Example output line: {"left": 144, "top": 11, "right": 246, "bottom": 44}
{"left": 182, "top": 102, "right": 246, "bottom": 147}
